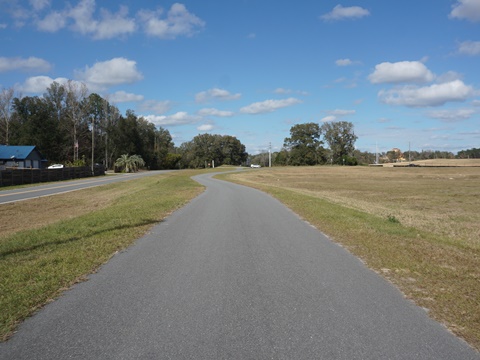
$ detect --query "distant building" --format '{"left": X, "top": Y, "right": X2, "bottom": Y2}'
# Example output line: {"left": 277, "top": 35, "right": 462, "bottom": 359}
{"left": 0, "top": 145, "right": 47, "bottom": 169}
{"left": 392, "top": 148, "right": 406, "bottom": 162}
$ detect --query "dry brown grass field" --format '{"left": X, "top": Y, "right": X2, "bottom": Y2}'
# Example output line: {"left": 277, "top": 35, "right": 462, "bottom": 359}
{"left": 223, "top": 164, "right": 480, "bottom": 350}
{"left": 384, "top": 158, "right": 480, "bottom": 168}
{"left": 235, "top": 166, "right": 480, "bottom": 247}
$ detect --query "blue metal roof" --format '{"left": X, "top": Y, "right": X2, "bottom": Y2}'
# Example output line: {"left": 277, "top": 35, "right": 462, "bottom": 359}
{"left": 0, "top": 145, "right": 41, "bottom": 160}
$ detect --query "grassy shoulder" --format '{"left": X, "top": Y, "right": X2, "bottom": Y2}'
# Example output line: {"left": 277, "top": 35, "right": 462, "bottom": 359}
{"left": 0, "top": 171, "right": 204, "bottom": 341}
{"left": 217, "top": 167, "right": 480, "bottom": 351}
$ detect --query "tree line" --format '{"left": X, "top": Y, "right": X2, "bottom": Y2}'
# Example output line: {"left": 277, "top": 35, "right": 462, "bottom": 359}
{"left": 1, "top": 82, "right": 177, "bottom": 169}
{"left": 0, "top": 83, "right": 247, "bottom": 170}
{"left": 249, "top": 122, "right": 477, "bottom": 167}
{"left": 457, "top": 148, "right": 480, "bottom": 159}
{"left": 2, "top": 83, "right": 475, "bottom": 170}
{"left": 265, "top": 121, "right": 359, "bottom": 166}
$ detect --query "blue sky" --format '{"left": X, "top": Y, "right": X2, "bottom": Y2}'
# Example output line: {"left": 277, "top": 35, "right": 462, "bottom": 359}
{"left": 1, "top": 0, "right": 479, "bottom": 155}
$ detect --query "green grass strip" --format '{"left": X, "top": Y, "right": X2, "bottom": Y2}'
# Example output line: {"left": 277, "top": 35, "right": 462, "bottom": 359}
{"left": 0, "top": 171, "right": 203, "bottom": 340}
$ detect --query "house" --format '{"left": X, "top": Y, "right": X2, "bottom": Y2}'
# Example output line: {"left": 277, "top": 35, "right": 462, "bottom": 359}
{"left": 0, "top": 145, "right": 47, "bottom": 169}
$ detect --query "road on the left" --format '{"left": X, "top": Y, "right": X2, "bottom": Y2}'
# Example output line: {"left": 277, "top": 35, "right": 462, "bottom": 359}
{"left": 0, "top": 171, "right": 174, "bottom": 205}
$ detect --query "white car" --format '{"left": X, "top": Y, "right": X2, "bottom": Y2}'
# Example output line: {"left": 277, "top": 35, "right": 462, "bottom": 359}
{"left": 48, "top": 164, "right": 64, "bottom": 169}
{"left": 250, "top": 164, "right": 261, "bottom": 168}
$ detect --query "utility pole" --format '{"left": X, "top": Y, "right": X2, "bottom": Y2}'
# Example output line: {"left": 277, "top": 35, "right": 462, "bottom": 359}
{"left": 104, "top": 99, "right": 109, "bottom": 170}
{"left": 269, "top": 142, "right": 272, "bottom": 167}
{"left": 91, "top": 116, "right": 95, "bottom": 174}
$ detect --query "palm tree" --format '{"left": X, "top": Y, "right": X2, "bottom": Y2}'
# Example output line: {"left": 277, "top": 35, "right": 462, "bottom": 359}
{"left": 130, "top": 154, "right": 145, "bottom": 172}
{"left": 115, "top": 154, "right": 130, "bottom": 172}
{"left": 115, "top": 154, "right": 145, "bottom": 173}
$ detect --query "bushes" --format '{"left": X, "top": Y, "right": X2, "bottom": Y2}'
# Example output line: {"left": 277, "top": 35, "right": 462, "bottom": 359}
{"left": 339, "top": 155, "right": 358, "bottom": 166}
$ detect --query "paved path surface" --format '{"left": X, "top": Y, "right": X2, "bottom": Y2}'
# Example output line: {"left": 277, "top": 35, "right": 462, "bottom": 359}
{"left": 1, "top": 172, "right": 478, "bottom": 359}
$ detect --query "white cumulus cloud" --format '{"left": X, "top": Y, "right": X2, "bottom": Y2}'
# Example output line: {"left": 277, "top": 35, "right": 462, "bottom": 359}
{"left": 321, "top": 115, "right": 337, "bottom": 122}
{"left": 67, "top": 0, "right": 97, "bottom": 35}
{"left": 368, "top": 61, "right": 435, "bottom": 84}
{"left": 320, "top": 5, "right": 370, "bottom": 21}
{"left": 93, "top": 6, "right": 136, "bottom": 39}
{"left": 240, "top": 98, "right": 302, "bottom": 114}
{"left": 328, "top": 109, "right": 356, "bottom": 116}
{"left": 378, "top": 80, "right": 474, "bottom": 107}
{"left": 143, "top": 111, "right": 201, "bottom": 126}
{"left": 274, "top": 88, "right": 309, "bottom": 96}
{"left": 426, "top": 108, "right": 476, "bottom": 122}
{"left": 458, "top": 40, "right": 480, "bottom": 55}
{"left": 18, "top": 75, "right": 70, "bottom": 93}
{"left": 436, "top": 71, "right": 463, "bottom": 83}
{"left": 0, "top": 56, "right": 52, "bottom": 72}
{"left": 274, "top": 88, "right": 292, "bottom": 94}
{"left": 139, "top": 100, "right": 173, "bottom": 114}
{"left": 5, "top": 1, "right": 205, "bottom": 40}
{"left": 197, "top": 108, "right": 234, "bottom": 117}
{"left": 75, "top": 57, "right": 143, "bottom": 90}
{"left": 37, "top": 11, "right": 67, "bottom": 32}
{"left": 138, "top": 3, "right": 205, "bottom": 39}
{"left": 68, "top": 0, "right": 135, "bottom": 39}
{"left": 109, "top": 91, "right": 144, "bottom": 103}
{"left": 30, "top": 0, "right": 51, "bottom": 11}
{"left": 195, "top": 88, "right": 241, "bottom": 103}
{"left": 335, "top": 58, "right": 354, "bottom": 66}
{"left": 321, "top": 109, "right": 356, "bottom": 122}
{"left": 36, "top": 0, "right": 135, "bottom": 39}
{"left": 450, "top": 0, "right": 480, "bottom": 22}
{"left": 197, "top": 123, "right": 215, "bottom": 131}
